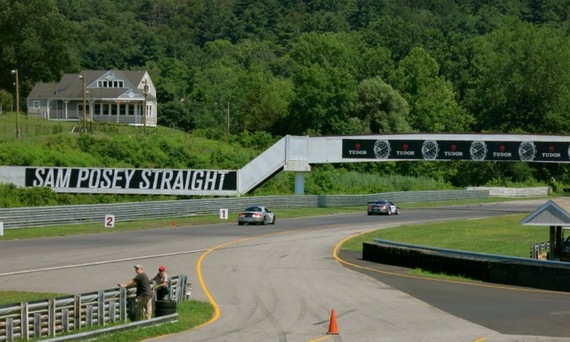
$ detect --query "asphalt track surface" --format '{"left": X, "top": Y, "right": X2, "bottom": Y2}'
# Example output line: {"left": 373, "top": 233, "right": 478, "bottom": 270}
{"left": 1, "top": 199, "right": 570, "bottom": 341}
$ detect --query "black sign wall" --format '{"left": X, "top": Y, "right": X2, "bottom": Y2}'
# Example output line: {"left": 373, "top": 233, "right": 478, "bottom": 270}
{"left": 25, "top": 167, "right": 238, "bottom": 192}
{"left": 342, "top": 139, "right": 570, "bottom": 162}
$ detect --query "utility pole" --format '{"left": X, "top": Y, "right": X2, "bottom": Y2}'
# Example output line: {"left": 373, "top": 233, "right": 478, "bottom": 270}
{"left": 11, "top": 69, "right": 21, "bottom": 139}
{"left": 79, "top": 74, "right": 87, "bottom": 132}
{"left": 143, "top": 79, "right": 148, "bottom": 133}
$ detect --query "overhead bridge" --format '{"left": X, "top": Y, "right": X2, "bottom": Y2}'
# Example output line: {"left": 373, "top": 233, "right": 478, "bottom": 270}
{"left": 2, "top": 133, "right": 570, "bottom": 196}
{"left": 237, "top": 133, "right": 570, "bottom": 195}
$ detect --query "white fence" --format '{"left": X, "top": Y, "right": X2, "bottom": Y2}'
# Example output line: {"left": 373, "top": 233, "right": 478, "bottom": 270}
{"left": 466, "top": 186, "right": 551, "bottom": 197}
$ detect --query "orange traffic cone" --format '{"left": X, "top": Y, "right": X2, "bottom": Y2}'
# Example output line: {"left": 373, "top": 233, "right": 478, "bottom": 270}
{"left": 327, "top": 309, "right": 338, "bottom": 335}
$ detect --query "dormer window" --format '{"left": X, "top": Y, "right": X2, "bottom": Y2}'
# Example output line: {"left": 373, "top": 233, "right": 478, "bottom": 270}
{"left": 97, "top": 80, "right": 124, "bottom": 88}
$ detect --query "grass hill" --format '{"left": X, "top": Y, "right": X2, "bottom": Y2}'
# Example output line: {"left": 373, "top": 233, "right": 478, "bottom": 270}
{"left": 0, "top": 112, "right": 452, "bottom": 207}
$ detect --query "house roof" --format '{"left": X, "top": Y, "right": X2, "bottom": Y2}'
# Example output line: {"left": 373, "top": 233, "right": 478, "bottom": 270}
{"left": 28, "top": 83, "right": 58, "bottom": 99}
{"left": 520, "top": 199, "right": 570, "bottom": 226}
{"left": 27, "top": 70, "right": 154, "bottom": 101}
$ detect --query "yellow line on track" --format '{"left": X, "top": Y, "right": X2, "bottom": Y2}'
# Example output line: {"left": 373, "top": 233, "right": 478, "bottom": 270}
{"left": 333, "top": 231, "right": 570, "bottom": 295}
{"left": 193, "top": 230, "right": 291, "bottom": 329}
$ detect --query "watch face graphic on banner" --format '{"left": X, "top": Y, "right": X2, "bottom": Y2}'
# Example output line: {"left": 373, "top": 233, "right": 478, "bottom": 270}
{"left": 421, "top": 140, "right": 439, "bottom": 160}
{"left": 374, "top": 140, "right": 391, "bottom": 159}
{"left": 518, "top": 141, "right": 536, "bottom": 161}
{"left": 470, "top": 141, "right": 487, "bottom": 161}
{"left": 343, "top": 138, "right": 570, "bottom": 162}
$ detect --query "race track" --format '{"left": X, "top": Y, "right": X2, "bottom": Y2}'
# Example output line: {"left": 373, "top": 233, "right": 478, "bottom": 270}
{"left": 1, "top": 199, "right": 569, "bottom": 341}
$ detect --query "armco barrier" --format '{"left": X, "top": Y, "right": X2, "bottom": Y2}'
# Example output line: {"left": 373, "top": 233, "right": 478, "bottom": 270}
{"left": 0, "top": 275, "right": 189, "bottom": 342}
{"left": 0, "top": 190, "right": 490, "bottom": 229}
{"left": 363, "top": 239, "right": 570, "bottom": 292}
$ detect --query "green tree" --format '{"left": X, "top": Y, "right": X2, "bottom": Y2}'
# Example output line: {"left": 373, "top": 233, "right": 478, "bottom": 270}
{"left": 392, "top": 47, "right": 473, "bottom": 132}
{"left": 354, "top": 77, "right": 411, "bottom": 133}
{"left": 287, "top": 63, "right": 357, "bottom": 135}
{"left": 286, "top": 32, "right": 392, "bottom": 135}
{"left": 464, "top": 19, "right": 570, "bottom": 133}
{"left": 0, "top": 0, "right": 79, "bottom": 93}
{"left": 362, "top": 15, "right": 422, "bottom": 60}
{"left": 233, "top": 0, "right": 281, "bottom": 42}
{"left": 146, "top": 57, "right": 193, "bottom": 103}
{"left": 189, "top": 39, "right": 292, "bottom": 134}
{"left": 158, "top": 100, "right": 193, "bottom": 131}
{"left": 0, "top": 89, "right": 13, "bottom": 114}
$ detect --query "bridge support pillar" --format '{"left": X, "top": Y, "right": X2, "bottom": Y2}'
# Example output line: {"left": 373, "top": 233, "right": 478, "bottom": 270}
{"left": 294, "top": 172, "right": 306, "bottom": 195}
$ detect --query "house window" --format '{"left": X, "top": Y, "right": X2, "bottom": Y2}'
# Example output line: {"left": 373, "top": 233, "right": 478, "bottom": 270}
{"left": 77, "top": 104, "right": 90, "bottom": 116}
{"left": 93, "top": 103, "right": 102, "bottom": 115}
{"left": 97, "top": 80, "right": 124, "bottom": 88}
{"left": 33, "top": 100, "right": 40, "bottom": 109}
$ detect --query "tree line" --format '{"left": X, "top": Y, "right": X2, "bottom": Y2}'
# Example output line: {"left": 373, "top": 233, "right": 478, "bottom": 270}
{"left": 1, "top": 0, "right": 570, "bottom": 187}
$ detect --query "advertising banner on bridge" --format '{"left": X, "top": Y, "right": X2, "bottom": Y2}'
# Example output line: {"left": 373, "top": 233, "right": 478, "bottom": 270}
{"left": 0, "top": 167, "right": 239, "bottom": 196}
{"left": 342, "top": 139, "right": 570, "bottom": 162}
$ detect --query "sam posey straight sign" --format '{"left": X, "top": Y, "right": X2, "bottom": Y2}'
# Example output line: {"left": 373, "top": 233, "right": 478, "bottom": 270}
{"left": 24, "top": 167, "right": 238, "bottom": 195}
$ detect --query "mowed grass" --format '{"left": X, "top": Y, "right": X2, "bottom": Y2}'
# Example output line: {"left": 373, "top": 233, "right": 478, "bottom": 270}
{"left": 92, "top": 300, "right": 214, "bottom": 342}
{"left": 0, "top": 291, "right": 67, "bottom": 305}
{"left": 342, "top": 213, "right": 547, "bottom": 258}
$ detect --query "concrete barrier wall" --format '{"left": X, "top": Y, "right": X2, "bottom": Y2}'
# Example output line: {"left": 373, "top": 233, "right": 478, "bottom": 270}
{"left": 363, "top": 240, "right": 570, "bottom": 292}
{"left": 465, "top": 186, "right": 551, "bottom": 197}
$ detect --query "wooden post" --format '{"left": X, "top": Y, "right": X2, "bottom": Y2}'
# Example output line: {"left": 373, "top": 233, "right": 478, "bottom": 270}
{"left": 21, "top": 302, "right": 29, "bottom": 340}
{"left": 6, "top": 317, "right": 13, "bottom": 342}
{"left": 62, "top": 308, "right": 70, "bottom": 333}
{"left": 49, "top": 298, "right": 56, "bottom": 336}
{"left": 74, "top": 294, "right": 82, "bottom": 330}
{"left": 549, "top": 226, "right": 556, "bottom": 260}
{"left": 98, "top": 290, "right": 105, "bottom": 326}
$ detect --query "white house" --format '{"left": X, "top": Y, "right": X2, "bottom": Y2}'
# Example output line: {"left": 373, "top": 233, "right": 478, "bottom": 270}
{"left": 26, "top": 70, "right": 157, "bottom": 126}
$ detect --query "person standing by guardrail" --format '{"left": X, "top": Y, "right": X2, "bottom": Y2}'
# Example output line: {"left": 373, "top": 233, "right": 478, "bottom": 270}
{"left": 118, "top": 264, "right": 153, "bottom": 320}
{"left": 152, "top": 265, "right": 170, "bottom": 300}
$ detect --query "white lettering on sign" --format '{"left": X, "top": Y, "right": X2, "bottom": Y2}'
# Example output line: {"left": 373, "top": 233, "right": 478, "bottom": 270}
{"left": 493, "top": 152, "right": 512, "bottom": 157}
{"left": 33, "top": 168, "right": 72, "bottom": 187}
{"left": 27, "top": 168, "right": 234, "bottom": 192}
{"left": 140, "top": 170, "right": 152, "bottom": 190}
{"left": 160, "top": 170, "right": 174, "bottom": 189}
{"left": 348, "top": 150, "right": 367, "bottom": 155}
{"left": 542, "top": 153, "right": 561, "bottom": 158}
{"left": 77, "top": 169, "right": 90, "bottom": 187}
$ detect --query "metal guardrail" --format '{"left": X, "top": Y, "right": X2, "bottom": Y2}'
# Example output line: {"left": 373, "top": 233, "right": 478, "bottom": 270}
{"left": 0, "top": 190, "right": 490, "bottom": 229}
{"left": 0, "top": 275, "right": 189, "bottom": 342}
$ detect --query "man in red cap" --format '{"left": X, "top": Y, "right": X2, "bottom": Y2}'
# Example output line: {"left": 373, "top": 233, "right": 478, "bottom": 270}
{"left": 152, "top": 265, "right": 170, "bottom": 300}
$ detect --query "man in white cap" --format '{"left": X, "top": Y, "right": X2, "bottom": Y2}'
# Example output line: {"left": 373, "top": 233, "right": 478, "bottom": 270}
{"left": 118, "top": 265, "right": 152, "bottom": 320}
